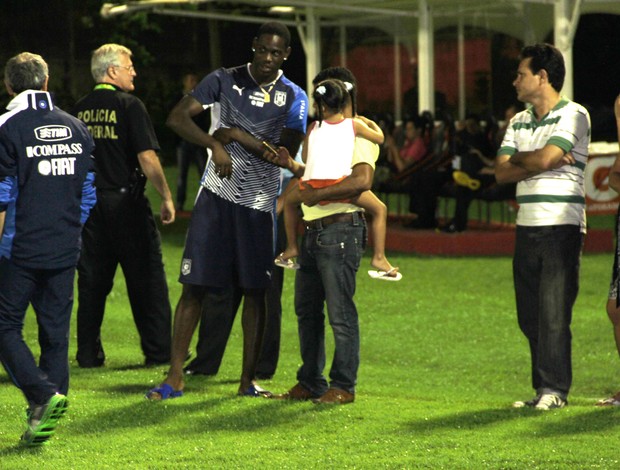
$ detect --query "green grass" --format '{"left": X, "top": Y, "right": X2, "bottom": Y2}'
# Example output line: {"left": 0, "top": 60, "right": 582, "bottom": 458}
{"left": 1, "top": 171, "right": 619, "bottom": 468}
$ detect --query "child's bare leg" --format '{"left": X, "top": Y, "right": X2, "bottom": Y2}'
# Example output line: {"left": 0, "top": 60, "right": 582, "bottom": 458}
{"left": 279, "top": 183, "right": 302, "bottom": 261}
{"left": 355, "top": 191, "right": 399, "bottom": 275}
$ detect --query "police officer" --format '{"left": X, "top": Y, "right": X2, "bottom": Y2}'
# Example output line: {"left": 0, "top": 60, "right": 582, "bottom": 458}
{"left": 0, "top": 52, "right": 96, "bottom": 446}
{"left": 72, "top": 44, "right": 175, "bottom": 368}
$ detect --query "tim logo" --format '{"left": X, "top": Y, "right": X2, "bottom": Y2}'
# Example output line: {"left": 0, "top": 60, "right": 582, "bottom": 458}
{"left": 35, "top": 125, "right": 72, "bottom": 142}
{"left": 274, "top": 91, "right": 287, "bottom": 107}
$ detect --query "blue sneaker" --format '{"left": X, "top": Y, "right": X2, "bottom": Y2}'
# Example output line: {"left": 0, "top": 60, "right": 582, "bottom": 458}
{"left": 20, "top": 393, "right": 69, "bottom": 446}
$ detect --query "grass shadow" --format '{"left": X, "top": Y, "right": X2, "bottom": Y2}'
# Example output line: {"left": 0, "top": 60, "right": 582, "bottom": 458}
{"left": 402, "top": 405, "right": 620, "bottom": 437}
{"left": 0, "top": 443, "right": 47, "bottom": 457}
{"left": 534, "top": 407, "right": 620, "bottom": 436}
{"left": 403, "top": 407, "right": 540, "bottom": 434}
{"left": 69, "top": 395, "right": 322, "bottom": 435}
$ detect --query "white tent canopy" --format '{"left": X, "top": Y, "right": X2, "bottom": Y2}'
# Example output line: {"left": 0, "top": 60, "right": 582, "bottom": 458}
{"left": 101, "top": 0, "right": 620, "bottom": 120}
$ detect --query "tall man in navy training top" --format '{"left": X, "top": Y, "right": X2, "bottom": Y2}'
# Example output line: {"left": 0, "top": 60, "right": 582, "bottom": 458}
{"left": 0, "top": 52, "right": 96, "bottom": 446}
{"left": 495, "top": 43, "right": 590, "bottom": 410}
{"left": 72, "top": 44, "right": 176, "bottom": 368}
{"left": 148, "top": 21, "right": 308, "bottom": 399}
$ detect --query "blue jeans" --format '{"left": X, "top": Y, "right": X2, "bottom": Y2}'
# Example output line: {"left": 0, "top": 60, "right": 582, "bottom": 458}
{"left": 294, "top": 212, "right": 366, "bottom": 395}
{"left": 513, "top": 225, "right": 583, "bottom": 399}
{"left": 0, "top": 258, "right": 75, "bottom": 405}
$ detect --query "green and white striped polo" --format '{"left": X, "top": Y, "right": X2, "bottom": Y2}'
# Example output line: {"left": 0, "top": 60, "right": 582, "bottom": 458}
{"left": 498, "top": 99, "right": 591, "bottom": 232}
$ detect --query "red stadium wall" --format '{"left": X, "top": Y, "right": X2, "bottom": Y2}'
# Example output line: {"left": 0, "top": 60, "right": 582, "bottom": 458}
{"left": 331, "top": 37, "right": 491, "bottom": 115}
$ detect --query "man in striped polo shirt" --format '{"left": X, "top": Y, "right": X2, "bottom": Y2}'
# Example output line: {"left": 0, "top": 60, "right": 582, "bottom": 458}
{"left": 496, "top": 43, "right": 591, "bottom": 410}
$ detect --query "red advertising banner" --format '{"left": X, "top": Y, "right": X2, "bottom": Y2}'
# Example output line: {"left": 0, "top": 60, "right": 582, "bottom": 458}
{"left": 585, "top": 142, "right": 620, "bottom": 215}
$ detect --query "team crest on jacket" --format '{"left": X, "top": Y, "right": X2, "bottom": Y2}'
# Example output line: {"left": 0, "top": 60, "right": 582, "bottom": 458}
{"left": 274, "top": 91, "right": 287, "bottom": 107}
{"left": 181, "top": 258, "right": 192, "bottom": 275}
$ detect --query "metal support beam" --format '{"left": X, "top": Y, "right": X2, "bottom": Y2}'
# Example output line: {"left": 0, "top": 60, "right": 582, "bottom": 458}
{"left": 297, "top": 7, "right": 321, "bottom": 98}
{"left": 417, "top": 0, "right": 434, "bottom": 115}
{"left": 554, "top": 0, "right": 582, "bottom": 100}
{"left": 394, "top": 35, "right": 402, "bottom": 123}
{"left": 339, "top": 23, "right": 347, "bottom": 67}
{"left": 457, "top": 14, "right": 465, "bottom": 120}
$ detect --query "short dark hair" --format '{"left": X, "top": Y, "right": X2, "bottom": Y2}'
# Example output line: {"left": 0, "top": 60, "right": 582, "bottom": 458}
{"left": 521, "top": 43, "right": 565, "bottom": 92}
{"left": 313, "top": 67, "right": 358, "bottom": 115}
{"left": 256, "top": 21, "right": 291, "bottom": 48}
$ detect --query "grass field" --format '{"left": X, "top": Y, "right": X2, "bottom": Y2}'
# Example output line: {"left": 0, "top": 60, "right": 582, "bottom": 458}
{"left": 1, "top": 169, "right": 619, "bottom": 468}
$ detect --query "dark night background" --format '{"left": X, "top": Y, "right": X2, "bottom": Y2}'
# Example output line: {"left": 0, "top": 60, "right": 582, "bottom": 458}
{"left": 1, "top": 0, "right": 619, "bottom": 161}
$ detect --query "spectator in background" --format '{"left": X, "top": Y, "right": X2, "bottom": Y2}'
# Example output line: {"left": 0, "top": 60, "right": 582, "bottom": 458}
{"left": 441, "top": 113, "right": 496, "bottom": 233}
{"left": 175, "top": 72, "right": 208, "bottom": 212}
{"left": 0, "top": 52, "right": 96, "bottom": 446}
{"left": 386, "top": 116, "right": 428, "bottom": 173}
{"left": 455, "top": 114, "right": 495, "bottom": 178}
{"left": 402, "top": 112, "right": 456, "bottom": 229}
{"left": 495, "top": 104, "right": 520, "bottom": 149}
{"left": 73, "top": 43, "right": 175, "bottom": 368}
{"left": 371, "top": 114, "right": 396, "bottom": 188}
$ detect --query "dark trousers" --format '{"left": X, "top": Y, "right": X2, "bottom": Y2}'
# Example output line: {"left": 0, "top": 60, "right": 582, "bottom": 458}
{"left": 176, "top": 141, "right": 207, "bottom": 210}
{"left": 0, "top": 259, "right": 75, "bottom": 404}
{"left": 185, "top": 214, "right": 284, "bottom": 377}
{"left": 513, "top": 224, "right": 583, "bottom": 399}
{"left": 408, "top": 169, "right": 453, "bottom": 226}
{"left": 76, "top": 189, "right": 172, "bottom": 366}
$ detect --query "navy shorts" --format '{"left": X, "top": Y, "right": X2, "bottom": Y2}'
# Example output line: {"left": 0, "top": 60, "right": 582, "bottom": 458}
{"left": 179, "top": 188, "right": 276, "bottom": 289}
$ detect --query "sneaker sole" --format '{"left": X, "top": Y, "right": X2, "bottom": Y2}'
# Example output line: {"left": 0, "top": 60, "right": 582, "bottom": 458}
{"left": 535, "top": 403, "right": 566, "bottom": 410}
{"left": 21, "top": 395, "right": 69, "bottom": 447}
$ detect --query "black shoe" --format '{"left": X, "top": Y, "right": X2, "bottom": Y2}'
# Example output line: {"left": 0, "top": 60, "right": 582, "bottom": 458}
{"left": 144, "top": 358, "right": 170, "bottom": 367}
{"left": 183, "top": 366, "right": 216, "bottom": 376}
{"left": 403, "top": 219, "right": 437, "bottom": 230}
{"left": 76, "top": 343, "right": 105, "bottom": 368}
{"left": 77, "top": 361, "right": 104, "bottom": 368}
{"left": 76, "top": 355, "right": 104, "bottom": 368}
{"left": 440, "top": 223, "right": 464, "bottom": 233}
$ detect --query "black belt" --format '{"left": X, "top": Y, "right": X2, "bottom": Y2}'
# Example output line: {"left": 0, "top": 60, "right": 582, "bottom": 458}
{"left": 304, "top": 211, "right": 364, "bottom": 230}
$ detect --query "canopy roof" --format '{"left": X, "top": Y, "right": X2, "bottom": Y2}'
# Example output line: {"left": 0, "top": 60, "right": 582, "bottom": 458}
{"left": 101, "top": 1, "right": 620, "bottom": 118}
{"left": 101, "top": 0, "right": 620, "bottom": 42}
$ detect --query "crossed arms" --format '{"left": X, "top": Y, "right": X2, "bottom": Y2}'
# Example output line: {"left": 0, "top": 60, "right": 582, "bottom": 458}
{"left": 495, "top": 145, "right": 576, "bottom": 184}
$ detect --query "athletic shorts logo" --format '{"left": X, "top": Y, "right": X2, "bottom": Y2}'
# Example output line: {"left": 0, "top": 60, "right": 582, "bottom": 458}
{"left": 274, "top": 91, "right": 287, "bottom": 107}
{"left": 35, "top": 125, "right": 72, "bottom": 142}
{"left": 181, "top": 258, "right": 192, "bottom": 276}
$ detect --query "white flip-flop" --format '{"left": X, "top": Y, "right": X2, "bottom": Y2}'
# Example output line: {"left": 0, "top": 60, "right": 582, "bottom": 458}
{"left": 368, "top": 269, "right": 402, "bottom": 282}
{"left": 274, "top": 253, "right": 300, "bottom": 270}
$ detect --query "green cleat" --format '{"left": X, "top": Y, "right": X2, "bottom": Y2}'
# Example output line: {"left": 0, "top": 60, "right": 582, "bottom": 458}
{"left": 20, "top": 393, "right": 69, "bottom": 447}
